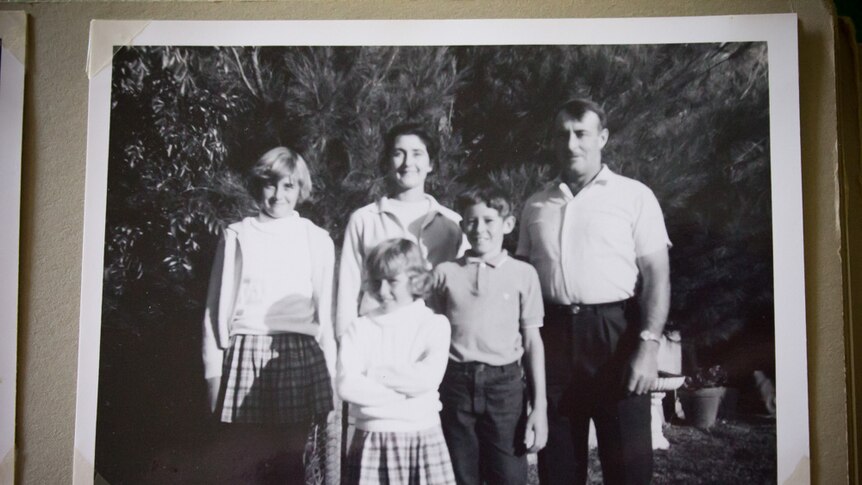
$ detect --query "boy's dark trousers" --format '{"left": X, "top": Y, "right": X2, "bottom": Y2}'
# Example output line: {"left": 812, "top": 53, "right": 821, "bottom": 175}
{"left": 439, "top": 359, "right": 528, "bottom": 485}
{"left": 537, "top": 301, "right": 653, "bottom": 485}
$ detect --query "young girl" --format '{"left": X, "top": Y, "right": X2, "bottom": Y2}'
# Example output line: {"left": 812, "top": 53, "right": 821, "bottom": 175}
{"left": 337, "top": 238, "right": 456, "bottom": 485}
{"left": 336, "top": 122, "right": 466, "bottom": 339}
{"left": 202, "top": 146, "right": 336, "bottom": 483}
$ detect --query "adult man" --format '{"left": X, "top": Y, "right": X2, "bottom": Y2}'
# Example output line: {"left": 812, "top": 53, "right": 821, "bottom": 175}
{"left": 517, "top": 99, "right": 671, "bottom": 485}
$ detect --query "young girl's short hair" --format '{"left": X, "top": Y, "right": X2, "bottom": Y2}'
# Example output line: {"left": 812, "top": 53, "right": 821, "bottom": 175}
{"left": 249, "top": 146, "right": 313, "bottom": 203}
{"left": 365, "top": 238, "right": 432, "bottom": 300}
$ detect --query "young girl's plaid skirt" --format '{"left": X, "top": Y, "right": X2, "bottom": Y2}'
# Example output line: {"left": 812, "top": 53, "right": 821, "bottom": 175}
{"left": 345, "top": 425, "right": 456, "bottom": 485}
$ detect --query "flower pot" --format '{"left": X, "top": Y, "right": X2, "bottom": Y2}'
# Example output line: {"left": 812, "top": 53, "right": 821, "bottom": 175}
{"left": 679, "top": 386, "right": 726, "bottom": 429}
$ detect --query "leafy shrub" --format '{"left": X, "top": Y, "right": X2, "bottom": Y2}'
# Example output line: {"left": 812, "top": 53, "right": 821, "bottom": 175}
{"left": 684, "top": 365, "right": 729, "bottom": 390}
{"left": 104, "top": 43, "right": 772, "bottom": 358}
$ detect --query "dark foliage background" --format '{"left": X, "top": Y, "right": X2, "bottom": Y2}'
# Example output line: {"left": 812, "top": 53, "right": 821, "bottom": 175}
{"left": 96, "top": 44, "right": 772, "bottom": 481}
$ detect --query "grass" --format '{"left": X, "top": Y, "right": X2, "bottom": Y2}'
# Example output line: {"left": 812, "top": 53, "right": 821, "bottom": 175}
{"left": 648, "top": 417, "right": 776, "bottom": 484}
{"left": 116, "top": 415, "right": 776, "bottom": 484}
{"left": 524, "top": 416, "right": 776, "bottom": 484}
{"left": 537, "top": 416, "right": 777, "bottom": 484}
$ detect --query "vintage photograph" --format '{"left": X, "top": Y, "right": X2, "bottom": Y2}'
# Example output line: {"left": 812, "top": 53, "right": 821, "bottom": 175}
{"left": 77, "top": 17, "right": 805, "bottom": 485}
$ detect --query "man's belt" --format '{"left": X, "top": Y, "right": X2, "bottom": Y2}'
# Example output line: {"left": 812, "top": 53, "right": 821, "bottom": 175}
{"left": 543, "top": 299, "right": 630, "bottom": 318}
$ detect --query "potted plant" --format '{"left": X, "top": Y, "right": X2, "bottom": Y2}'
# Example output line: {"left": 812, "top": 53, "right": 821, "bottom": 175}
{"left": 678, "top": 365, "right": 727, "bottom": 429}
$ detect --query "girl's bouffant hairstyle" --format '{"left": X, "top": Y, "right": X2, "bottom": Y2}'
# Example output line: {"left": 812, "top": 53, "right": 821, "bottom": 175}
{"left": 249, "top": 146, "right": 313, "bottom": 203}
{"left": 364, "top": 238, "right": 432, "bottom": 300}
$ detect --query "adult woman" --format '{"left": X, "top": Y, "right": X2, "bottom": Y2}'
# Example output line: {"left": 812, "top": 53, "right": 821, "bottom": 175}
{"left": 336, "top": 122, "right": 465, "bottom": 338}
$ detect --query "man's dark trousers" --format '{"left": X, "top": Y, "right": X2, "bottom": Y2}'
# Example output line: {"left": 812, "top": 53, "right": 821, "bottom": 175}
{"left": 537, "top": 302, "right": 652, "bottom": 485}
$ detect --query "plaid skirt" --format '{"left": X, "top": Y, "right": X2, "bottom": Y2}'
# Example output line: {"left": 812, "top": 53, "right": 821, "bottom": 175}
{"left": 344, "top": 426, "right": 456, "bottom": 485}
{"left": 219, "top": 333, "right": 333, "bottom": 425}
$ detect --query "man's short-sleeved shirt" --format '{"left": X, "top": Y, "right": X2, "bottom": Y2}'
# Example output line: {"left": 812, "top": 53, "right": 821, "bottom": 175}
{"left": 516, "top": 165, "right": 671, "bottom": 305}
{"left": 433, "top": 251, "right": 544, "bottom": 366}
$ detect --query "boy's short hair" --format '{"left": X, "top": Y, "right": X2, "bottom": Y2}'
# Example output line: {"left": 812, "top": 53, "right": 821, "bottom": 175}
{"left": 365, "top": 238, "right": 432, "bottom": 300}
{"left": 380, "top": 122, "right": 439, "bottom": 174}
{"left": 455, "top": 186, "right": 514, "bottom": 219}
{"left": 556, "top": 98, "right": 607, "bottom": 129}
{"left": 249, "top": 146, "right": 313, "bottom": 203}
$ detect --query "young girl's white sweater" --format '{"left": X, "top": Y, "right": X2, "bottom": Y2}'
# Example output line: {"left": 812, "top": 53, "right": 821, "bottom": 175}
{"left": 337, "top": 299, "right": 451, "bottom": 432}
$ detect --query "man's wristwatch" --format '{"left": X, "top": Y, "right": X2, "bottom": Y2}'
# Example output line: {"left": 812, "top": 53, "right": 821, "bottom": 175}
{"left": 638, "top": 329, "right": 662, "bottom": 344}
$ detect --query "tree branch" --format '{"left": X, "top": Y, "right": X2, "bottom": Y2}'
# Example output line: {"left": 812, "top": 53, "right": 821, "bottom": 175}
{"left": 230, "top": 47, "right": 259, "bottom": 99}
{"left": 251, "top": 47, "right": 267, "bottom": 101}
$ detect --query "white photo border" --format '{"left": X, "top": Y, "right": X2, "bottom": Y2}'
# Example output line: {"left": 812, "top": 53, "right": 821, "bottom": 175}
{"left": 77, "top": 15, "right": 806, "bottom": 484}
{"left": 0, "top": 13, "right": 27, "bottom": 483}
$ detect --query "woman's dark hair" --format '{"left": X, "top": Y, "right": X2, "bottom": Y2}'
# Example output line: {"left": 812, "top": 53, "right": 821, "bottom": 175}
{"left": 380, "top": 122, "right": 439, "bottom": 175}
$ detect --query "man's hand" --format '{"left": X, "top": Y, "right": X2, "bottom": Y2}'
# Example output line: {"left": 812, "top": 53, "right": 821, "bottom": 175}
{"left": 624, "top": 341, "right": 659, "bottom": 395}
{"left": 524, "top": 404, "right": 549, "bottom": 453}
{"left": 206, "top": 376, "right": 221, "bottom": 414}
{"left": 630, "top": 247, "right": 670, "bottom": 395}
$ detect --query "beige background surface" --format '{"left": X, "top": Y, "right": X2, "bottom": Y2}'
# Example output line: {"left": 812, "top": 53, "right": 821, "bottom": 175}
{"left": 0, "top": 1, "right": 846, "bottom": 483}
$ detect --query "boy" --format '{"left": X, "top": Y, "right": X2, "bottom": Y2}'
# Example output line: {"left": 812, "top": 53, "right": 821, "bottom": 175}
{"left": 432, "top": 187, "right": 548, "bottom": 485}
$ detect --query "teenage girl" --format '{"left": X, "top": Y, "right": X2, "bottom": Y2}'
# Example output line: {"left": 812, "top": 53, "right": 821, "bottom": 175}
{"left": 337, "top": 238, "right": 456, "bottom": 485}
{"left": 202, "top": 146, "right": 336, "bottom": 483}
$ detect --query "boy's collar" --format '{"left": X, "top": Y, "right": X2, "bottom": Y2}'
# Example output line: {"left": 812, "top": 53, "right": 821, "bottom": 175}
{"left": 463, "top": 249, "right": 508, "bottom": 268}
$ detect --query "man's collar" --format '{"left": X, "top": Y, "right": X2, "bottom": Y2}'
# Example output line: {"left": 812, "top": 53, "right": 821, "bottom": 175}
{"left": 594, "top": 164, "right": 613, "bottom": 184}
{"left": 462, "top": 249, "right": 508, "bottom": 268}
{"left": 556, "top": 164, "right": 612, "bottom": 199}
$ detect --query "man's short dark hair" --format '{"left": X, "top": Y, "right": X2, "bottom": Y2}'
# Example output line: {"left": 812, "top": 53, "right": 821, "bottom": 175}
{"left": 556, "top": 98, "right": 607, "bottom": 129}
{"left": 381, "top": 122, "right": 439, "bottom": 174}
{"left": 455, "top": 185, "right": 514, "bottom": 219}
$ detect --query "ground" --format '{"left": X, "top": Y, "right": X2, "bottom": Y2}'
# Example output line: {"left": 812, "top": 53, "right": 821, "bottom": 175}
{"left": 649, "top": 417, "right": 776, "bottom": 484}
{"left": 525, "top": 416, "right": 777, "bottom": 485}
{"left": 129, "top": 415, "right": 775, "bottom": 484}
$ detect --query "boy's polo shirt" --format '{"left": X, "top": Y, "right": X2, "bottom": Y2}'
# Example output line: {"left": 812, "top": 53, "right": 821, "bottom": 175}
{"left": 433, "top": 251, "right": 544, "bottom": 366}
